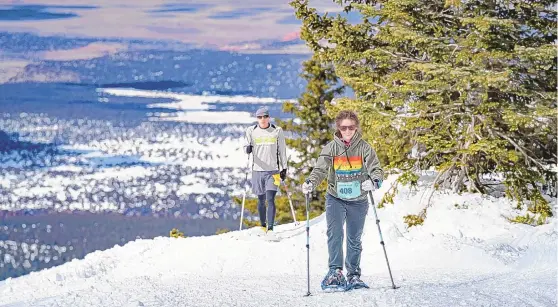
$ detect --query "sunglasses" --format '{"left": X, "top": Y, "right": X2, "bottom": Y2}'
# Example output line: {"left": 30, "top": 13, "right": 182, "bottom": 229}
{"left": 339, "top": 125, "right": 356, "bottom": 131}
{"left": 257, "top": 115, "right": 269, "bottom": 119}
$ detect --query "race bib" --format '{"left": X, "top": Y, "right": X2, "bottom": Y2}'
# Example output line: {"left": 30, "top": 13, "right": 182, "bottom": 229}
{"left": 336, "top": 181, "right": 361, "bottom": 199}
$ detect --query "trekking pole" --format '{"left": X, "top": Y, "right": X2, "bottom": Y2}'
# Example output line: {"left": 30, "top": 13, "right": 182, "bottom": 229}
{"left": 239, "top": 154, "right": 251, "bottom": 231}
{"left": 303, "top": 180, "right": 312, "bottom": 297}
{"left": 367, "top": 190, "right": 398, "bottom": 289}
{"left": 281, "top": 180, "right": 299, "bottom": 225}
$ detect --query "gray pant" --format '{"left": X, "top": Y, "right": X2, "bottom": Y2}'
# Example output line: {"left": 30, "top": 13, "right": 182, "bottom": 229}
{"left": 325, "top": 192, "right": 369, "bottom": 277}
{"left": 251, "top": 170, "right": 280, "bottom": 195}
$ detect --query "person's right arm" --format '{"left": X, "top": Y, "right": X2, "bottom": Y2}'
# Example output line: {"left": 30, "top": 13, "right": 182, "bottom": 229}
{"left": 306, "top": 142, "right": 333, "bottom": 189}
{"left": 244, "top": 126, "right": 253, "bottom": 154}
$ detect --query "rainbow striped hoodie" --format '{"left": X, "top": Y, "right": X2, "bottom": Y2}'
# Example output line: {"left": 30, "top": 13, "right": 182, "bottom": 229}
{"left": 307, "top": 130, "right": 384, "bottom": 201}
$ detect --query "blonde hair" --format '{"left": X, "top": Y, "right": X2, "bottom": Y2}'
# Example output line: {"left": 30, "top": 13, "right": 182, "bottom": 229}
{"left": 335, "top": 110, "right": 360, "bottom": 132}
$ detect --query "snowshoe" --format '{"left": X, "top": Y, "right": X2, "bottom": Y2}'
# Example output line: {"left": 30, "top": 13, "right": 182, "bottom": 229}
{"left": 345, "top": 275, "right": 369, "bottom": 291}
{"left": 321, "top": 268, "right": 347, "bottom": 292}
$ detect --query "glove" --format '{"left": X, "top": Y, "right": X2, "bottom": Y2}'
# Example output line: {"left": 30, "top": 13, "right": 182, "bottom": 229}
{"left": 361, "top": 179, "right": 374, "bottom": 191}
{"left": 302, "top": 181, "right": 313, "bottom": 194}
{"left": 362, "top": 179, "right": 382, "bottom": 191}
{"left": 244, "top": 145, "right": 252, "bottom": 154}
{"left": 279, "top": 169, "right": 287, "bottom": 181}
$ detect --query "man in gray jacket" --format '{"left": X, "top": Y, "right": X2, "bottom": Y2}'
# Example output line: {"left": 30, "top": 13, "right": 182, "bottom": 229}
{"left": 244, "top": 106, "right": 288, "bottom": 233}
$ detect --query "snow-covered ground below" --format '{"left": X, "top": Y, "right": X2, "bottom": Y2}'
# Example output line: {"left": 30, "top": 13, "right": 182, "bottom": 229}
{"left": 0, "top": 176, "right": 556, "bottom": 307}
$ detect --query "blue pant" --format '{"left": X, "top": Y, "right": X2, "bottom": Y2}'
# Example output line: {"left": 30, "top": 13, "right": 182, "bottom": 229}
{"left": 257, "top": 190, "right": 277, "bottom": 230}
{"left": 325, "top": 193, "right": 369, "bottom": 277}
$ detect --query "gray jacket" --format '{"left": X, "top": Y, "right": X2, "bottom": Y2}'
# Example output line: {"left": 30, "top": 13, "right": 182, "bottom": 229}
{"left": 245, "top": 124, "right": 288, "bottom": 172}
{"left": 307, "top": 130, "right": 384, "bottom": 201}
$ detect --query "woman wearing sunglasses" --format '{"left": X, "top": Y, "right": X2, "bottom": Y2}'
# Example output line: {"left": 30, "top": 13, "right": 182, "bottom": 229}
{"left": 302, "top": 110, "right": 384, "bottom": 291}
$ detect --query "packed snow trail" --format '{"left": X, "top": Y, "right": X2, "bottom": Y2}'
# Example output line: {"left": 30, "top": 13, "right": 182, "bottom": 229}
{"left": 0, "top": 178, "right": 556, "bottom": 307}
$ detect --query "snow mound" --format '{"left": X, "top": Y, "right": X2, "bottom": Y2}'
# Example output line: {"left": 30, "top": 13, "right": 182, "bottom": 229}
{"left": 0, "top": 176, "right": 556, "bottom": 306}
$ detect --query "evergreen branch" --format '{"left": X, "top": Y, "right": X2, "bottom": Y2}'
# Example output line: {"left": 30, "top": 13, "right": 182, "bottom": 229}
{"left": 448, "top": 44, "right": 461, "bottom": 56}
{"left": 376, "top": 48, "right": 429, "bottom": 63}
{"left": 465, "top": 165, "right": 484, "bottom": 193}
{"left": 493, "top": 130, "right": 546, "bottom": 169}
{"left": 374, "top": 83, "right": 388, "bottom": 90}
{"left": 419, "top": 163, "right": 455, "bottom": 219}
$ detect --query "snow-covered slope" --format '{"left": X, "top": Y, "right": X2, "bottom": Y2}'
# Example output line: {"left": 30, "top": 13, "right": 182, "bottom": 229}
{"left": 0, "top": 176, "right": 556, "bottom": 307}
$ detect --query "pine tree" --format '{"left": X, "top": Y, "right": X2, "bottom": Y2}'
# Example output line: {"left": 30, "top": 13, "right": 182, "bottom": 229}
{"left": 292, "top": 0, "right": 557, "bottom": 225}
